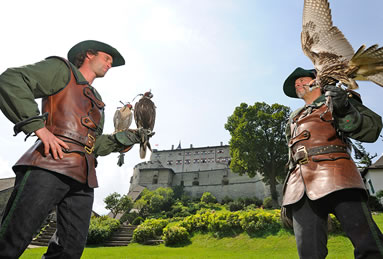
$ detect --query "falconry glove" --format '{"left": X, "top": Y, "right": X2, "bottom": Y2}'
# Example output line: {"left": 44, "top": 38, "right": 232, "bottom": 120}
{"left": 324, "top": 85, "right": 362, "bottom": 133}
{"left": 324, "top": 85, "right": 349, "bottom": 116}
{"left": 114, "top": 129, "right": 155, "bottom": 166}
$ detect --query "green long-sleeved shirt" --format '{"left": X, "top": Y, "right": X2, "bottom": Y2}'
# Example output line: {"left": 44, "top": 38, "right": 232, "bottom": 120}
{"left": 0, "top": 57, "right": 136, "bottom": 157}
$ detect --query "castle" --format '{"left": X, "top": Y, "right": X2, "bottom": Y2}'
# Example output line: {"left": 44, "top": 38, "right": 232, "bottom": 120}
{"left": 128, "top": 142, "right": 278, "bottom": 201}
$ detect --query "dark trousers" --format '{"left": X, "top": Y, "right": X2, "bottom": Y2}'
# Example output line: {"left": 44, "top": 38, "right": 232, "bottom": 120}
{"left": 0, "top": 168, "right": 94, "bottom": 259}
{"left": 292, "top": 189, "right": 383, "bottom": 259}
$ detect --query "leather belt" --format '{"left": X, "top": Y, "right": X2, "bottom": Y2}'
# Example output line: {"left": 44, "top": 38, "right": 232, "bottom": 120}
{"left": 293, "top": 145, "right": 348, "bottom": 165}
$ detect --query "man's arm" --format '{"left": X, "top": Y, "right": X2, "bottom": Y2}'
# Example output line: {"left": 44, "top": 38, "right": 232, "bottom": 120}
{"left": 325, "top": 85, "right": 382, "bottom": 143}
{"left": 0, "top": 58, "right": 71, "bottom": 159}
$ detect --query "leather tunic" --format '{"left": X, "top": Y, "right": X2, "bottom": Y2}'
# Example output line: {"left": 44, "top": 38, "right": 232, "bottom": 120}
{"left": 282, "top": 104, "right": 365, "bottom": 206}
{"left": 13, "top": 57, "right": 104, "bottom": 188}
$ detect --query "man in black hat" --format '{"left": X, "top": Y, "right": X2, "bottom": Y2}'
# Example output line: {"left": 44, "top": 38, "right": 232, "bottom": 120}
{"left": 281, "top": 67, "right": 383, "bottom": 258}
{"left": 0, "top": 40, "right": 147, "bottom": 258}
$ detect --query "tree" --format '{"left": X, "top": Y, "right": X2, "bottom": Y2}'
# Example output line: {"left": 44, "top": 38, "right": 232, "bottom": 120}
{"left": 225, "top": 102, "right": 291, "bottom": 207}
{"left": 352, "top": 140, "right": 377, "bottom": 169}
{"left": 104, "top": 192, "right": 133, "bottom": 218}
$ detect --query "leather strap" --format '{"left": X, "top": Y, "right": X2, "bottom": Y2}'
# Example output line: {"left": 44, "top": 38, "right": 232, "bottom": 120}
{"left": 293, "top": 145, "right": 348, "bottom": 164}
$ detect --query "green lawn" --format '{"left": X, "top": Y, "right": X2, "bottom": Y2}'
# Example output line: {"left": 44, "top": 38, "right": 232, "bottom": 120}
{"left": 21, "top": 213, "right": 383, "bottom": 258}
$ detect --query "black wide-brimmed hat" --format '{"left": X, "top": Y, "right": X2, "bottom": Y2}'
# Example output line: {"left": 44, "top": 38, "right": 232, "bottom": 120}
{"left": 67, "top": 40, "right": 125, "bottom": 67}
{"left": 283, "top": 67, "right": 316, "bottom": 98}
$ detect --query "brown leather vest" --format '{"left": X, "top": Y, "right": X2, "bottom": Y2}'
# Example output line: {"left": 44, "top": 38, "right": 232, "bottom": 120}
{"left": 13, "top": 57, "right": 105, "bottom": 188}
{"left": 282, "top": 104, "right": 365, "bottom": 206}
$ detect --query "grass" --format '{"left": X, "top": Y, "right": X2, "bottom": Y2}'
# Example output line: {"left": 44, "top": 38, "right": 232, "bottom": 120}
{"left": 20, "top": 214, "right": 383, "bottom": 259}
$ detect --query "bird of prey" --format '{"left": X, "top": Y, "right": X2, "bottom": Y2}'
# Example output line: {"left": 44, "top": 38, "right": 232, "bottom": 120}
{"left": 113, "top": 101, "right": 134, "bottom": 167}
{"left": 113, "top": 101, "right": 133, "bottom": 133}
{"left": 134, "top": 91, "right": 156, "bottom": 159}
{"left": 301, "top": 0, "right": 383, "bottom": 90}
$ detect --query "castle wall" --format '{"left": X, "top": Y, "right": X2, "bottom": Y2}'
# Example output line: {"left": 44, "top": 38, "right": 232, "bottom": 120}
{"left": 129, "top": 144, "right": 282, "bottom": 202}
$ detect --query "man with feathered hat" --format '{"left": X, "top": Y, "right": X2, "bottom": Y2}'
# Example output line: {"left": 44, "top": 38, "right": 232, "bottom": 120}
{"left": 0, "top": 40, "right": 145, "bottom": 258}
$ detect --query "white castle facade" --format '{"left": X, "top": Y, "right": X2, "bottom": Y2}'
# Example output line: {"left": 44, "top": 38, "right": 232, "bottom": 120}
{"left": 129, "top": 142, "right": 281, "bottom": 201}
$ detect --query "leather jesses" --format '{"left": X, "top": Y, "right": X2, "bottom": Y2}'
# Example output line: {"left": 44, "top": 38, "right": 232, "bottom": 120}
{"left": 13, "top": 57, "right": 104, "bottom": 188}
{"left": 282, "top": 104, "right": 365, "bottom": 206}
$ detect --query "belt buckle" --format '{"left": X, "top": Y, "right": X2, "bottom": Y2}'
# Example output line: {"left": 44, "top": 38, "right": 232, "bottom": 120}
{"left": 84, "top": 134, "right": 95, "bottom": 154}
{"left": 297, "top": 146, "right": 308, "bottom": 165}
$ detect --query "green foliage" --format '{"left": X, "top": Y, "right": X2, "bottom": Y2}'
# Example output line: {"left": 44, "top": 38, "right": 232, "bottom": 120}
{"left": 208, "top": 211, "right": 242, "bottom": 237}
{"left": 221, "top": 196, "right": 233, "bottom": 205}
{"left": 328, "top": 214, "right": 343, "bottom": 234}
{"left": 87, "top": 216, "right": 120, "bottom": 244}
{"left": 200, "top": 192, "right": 217, "bottom": 204}
{"left": 376, "top": 190, "right": 383, "bottom": 199}
{"left": 132, "top": 216, "right": 144, "bottom": 225}
{"left": 172, "top": 185, "right": 184, "bottom": 200}
{"left": 239, "top": 209, "right": 281, "bottom": 236}
{"left": 368, "top": 195, "right": 383, "bottom": 212}
{"left": 353, "top": 140, "right": 377, "bottom": 168}
{"left": 225, "top": 102, "right": 291, "bottom": 206}
{"left": 162, "top": 225, "right": 190, "bottom": 246}
{"left": 263, "top": 197, "right": 273, "bottom": 209}
{"left": 228, "top": 201, "right": 244, "bottom": 212}
{"left": 104, "top": 192, "right": 133, "bottom": 218}
{"left": 119, "top": 211, "right": 139, "bottom": 225}
{"left": 132, "top": 218, "right": 168, "bottom": 244}
{"left": 134, "top": 187, "right": 175, "bottom": 215}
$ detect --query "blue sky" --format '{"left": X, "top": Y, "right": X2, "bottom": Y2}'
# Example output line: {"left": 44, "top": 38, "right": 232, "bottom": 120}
{"left": 0, "top": 0, "right": 382, "bottom": 214}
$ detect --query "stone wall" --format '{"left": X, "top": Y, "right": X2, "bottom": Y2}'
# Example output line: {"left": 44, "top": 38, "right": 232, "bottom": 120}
{"left": 129, "top": 144, "right": 282, "bottom": 202}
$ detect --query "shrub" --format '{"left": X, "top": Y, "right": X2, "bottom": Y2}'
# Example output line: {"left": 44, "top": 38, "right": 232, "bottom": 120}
{"left": 208, "top": 211, "right": 242, "bottom": 237}
{"left": 228, "top": 201, "right": 244, "bottom": 212}
{"left": 263, "top": 197, "right": 273, "bottom": 209}
{"left": 368, "top": 195, "right": 383, "bottom": 212}
{"left": 201, "top": 192, "right": 217, "bottom": 204}
{"left": 240, "top": 209, "right": 280, "bottom": 236}
{"left": 162, "top": 225, "right": 190, "bottom": 246}
{"left": 132, "top": 216, "right": 144, "bottom": 225}
{"left": 221, "top": 196, "right": 233, "bottom": 205}
{"left": 132, "top": 218, "right": 168, "bottom": 244}
{"left": 87, "top": 216, "right": 120, "bottom": 244}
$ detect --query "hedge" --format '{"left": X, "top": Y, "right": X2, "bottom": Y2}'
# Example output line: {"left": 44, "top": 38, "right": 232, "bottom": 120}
{"left": 87, "top": 216, "right": 120, "bottom": 244}
{"left": 132, "top": 218, "right": 168, "bottom": 244}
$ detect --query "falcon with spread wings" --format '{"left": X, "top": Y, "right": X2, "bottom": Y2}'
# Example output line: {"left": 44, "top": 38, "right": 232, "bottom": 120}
{"left": 301, "top": 0, "right": 383, "bottom": 90}
{"left": 134, "top": 91, "right": 156, "bottom": 159}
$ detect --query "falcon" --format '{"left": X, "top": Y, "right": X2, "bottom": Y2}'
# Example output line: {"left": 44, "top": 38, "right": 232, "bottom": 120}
{"left": 134, "top": 91, "right": 156, "bottom": 159}
{"left": 113, "top": 101, "right": 133, "bottom": 133}
{"left": 301, "top": 0, "right": 383, "bottom": 90}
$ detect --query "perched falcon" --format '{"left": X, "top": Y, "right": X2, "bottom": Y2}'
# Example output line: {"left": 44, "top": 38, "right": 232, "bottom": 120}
{"left": 113, "top": 102, "right": 133, "bottom": 133}
{"left": 301, "top": 0, "right": 383, "bottom": 90}
{"left": 134, "top": 91, "right": 156, "bottom": 159}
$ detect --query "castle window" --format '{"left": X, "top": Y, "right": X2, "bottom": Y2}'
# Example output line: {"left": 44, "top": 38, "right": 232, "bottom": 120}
{"left": 176, "top": 160, "right": 182, "bottom": 165}
{"left": 152, "top": 175, "right": 158, "bottom": 184}
{"left": 217, "top": 149, "right": 224, "bottom": 154}
{"left": 193, "top": 159, "right": 199, "bottom": 163}
{"left": 192, "top": 180, "right": 199, "bottom": 186}
{"left": 201, "top": 158, "right": 207, "bottom": 163}
{"left": 167, "top": 160, "right": 173, "bottom": 165}
{"left": 185, "top": 159, "right": 191, "bottom": 164}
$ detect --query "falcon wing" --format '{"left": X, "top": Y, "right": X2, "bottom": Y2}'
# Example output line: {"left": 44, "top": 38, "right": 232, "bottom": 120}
{"left": 301, "top": 0, "right": 354, "bottom": 72}
{"left": 113, "top": 109, "right": 121, "bottom": 133}
{"left": 134, "top": 98, "right": 156, "bottom": 131}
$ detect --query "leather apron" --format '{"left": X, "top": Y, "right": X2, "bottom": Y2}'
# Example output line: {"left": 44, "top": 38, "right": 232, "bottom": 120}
{"left": 13, "top": 57, "right": 104, "bottom": 188}
{"left": 282, "top": 104, "right": 365, "bottom": 206}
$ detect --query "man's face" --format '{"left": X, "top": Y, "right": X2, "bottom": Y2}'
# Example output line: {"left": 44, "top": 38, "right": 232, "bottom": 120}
{"left": 295, "top": 77, "right": 313, "bottom": 98}
{"left": 87, "top": 51, "right": 113, "bottom": 78}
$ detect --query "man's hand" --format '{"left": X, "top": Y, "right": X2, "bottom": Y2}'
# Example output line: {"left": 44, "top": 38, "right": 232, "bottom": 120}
{"left": 35, "top": 127, "right": 69, "bottom": 159}
{"left": 324, "top": 85, "right": 349, "bottom": 116}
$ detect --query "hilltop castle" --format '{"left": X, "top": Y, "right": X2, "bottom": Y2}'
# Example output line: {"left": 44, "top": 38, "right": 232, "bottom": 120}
{"left": 128, "top": 142, "right": 280, "bottom": 201}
